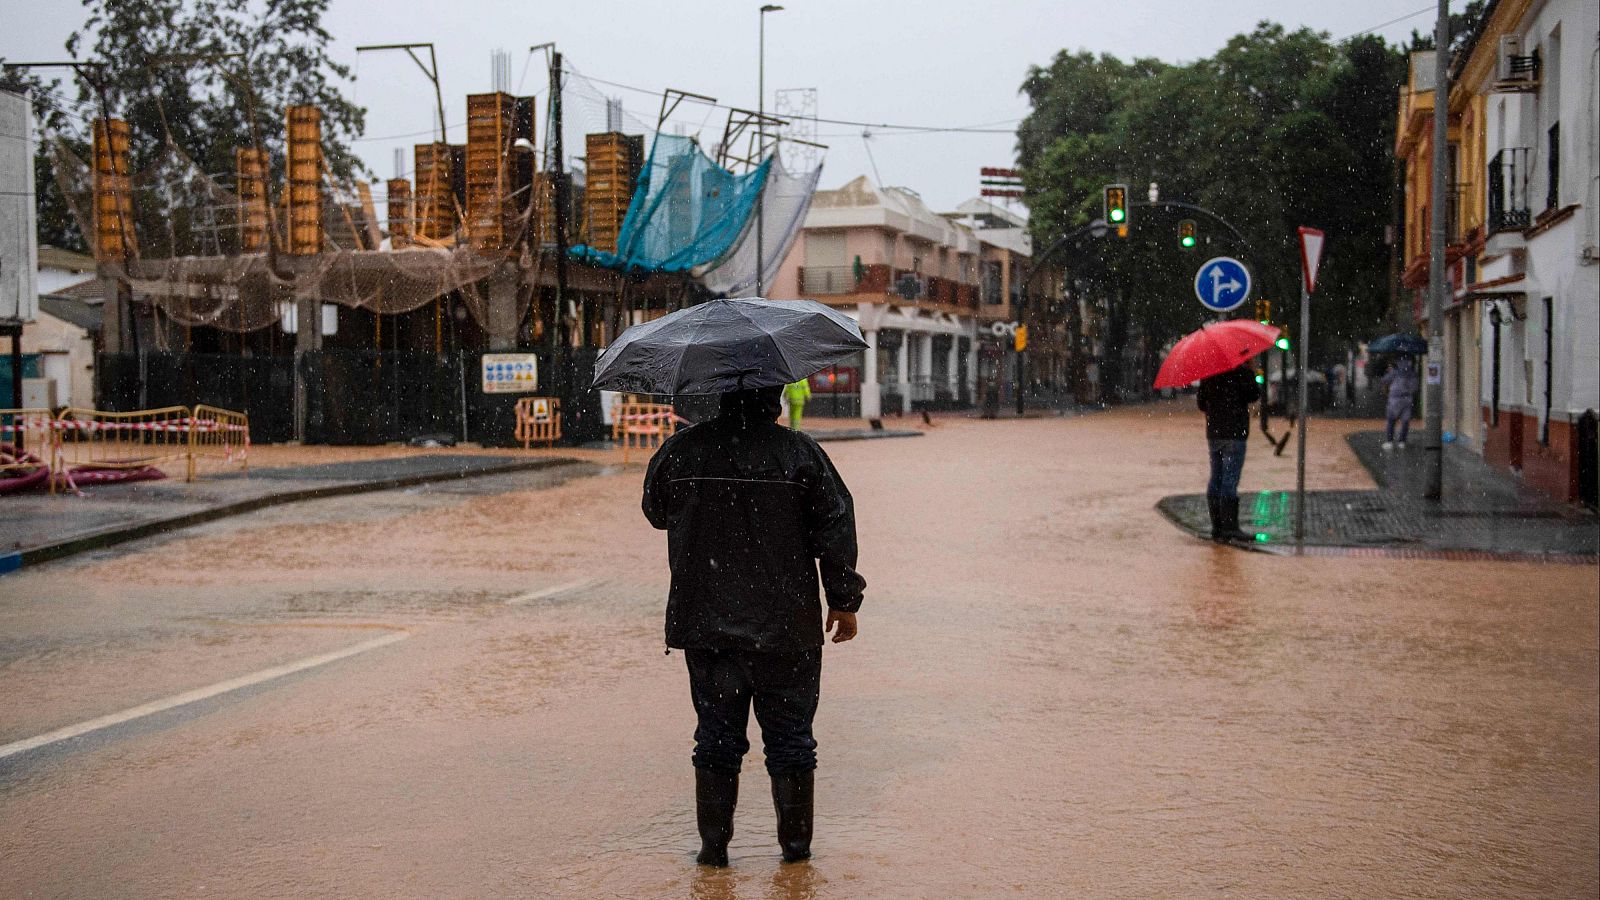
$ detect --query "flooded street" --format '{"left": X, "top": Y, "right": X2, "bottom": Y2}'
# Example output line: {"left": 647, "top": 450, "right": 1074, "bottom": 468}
{"left": 1, "top": 404, "right": 1595, "bottom": 898}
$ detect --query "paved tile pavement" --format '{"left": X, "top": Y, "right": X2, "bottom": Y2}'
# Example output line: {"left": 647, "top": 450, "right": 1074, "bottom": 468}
{"left": 1157, "top": 431, "right": 1598, "bottom": 561}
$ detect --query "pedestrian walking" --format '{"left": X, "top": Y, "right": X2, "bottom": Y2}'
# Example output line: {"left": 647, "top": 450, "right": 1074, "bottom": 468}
{"left": 643, "top": 385, "right": 865, "bottom": 867}
{"left": 1196, "top": 361, "right": 1261, "bottom": 542}
{"left": 1381, "top": 357, "right": 1419, "bottom": 450}
{"left": 784, "top": 378, "right": 811, "bottom": 430}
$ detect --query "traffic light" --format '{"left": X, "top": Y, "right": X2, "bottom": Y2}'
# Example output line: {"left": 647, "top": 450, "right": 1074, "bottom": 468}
{"left": 1254, "top": 369, "right": 1265, "bottom": 385}
{"left": 1014, "top": 324, "right": 1028, "bottom": 352}
{"left": 1178, "top": 219, "right": 1197, "bottom": 250}
{"left": 1275, "top": 331, "right": 1291, "bottom": 352}
{"left": 1255, "top": 299, "right": 1272, "bottom": 324}
{"left": 1103, "top": 183, "right": 1129, "bottom": 232}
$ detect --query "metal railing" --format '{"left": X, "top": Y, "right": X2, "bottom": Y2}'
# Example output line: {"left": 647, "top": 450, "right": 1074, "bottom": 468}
{"left": 1488, "top": 147, "right": 1532, "bottom": 232}
{"left": 800, "top": 265, "right": 859, "bottom": 295}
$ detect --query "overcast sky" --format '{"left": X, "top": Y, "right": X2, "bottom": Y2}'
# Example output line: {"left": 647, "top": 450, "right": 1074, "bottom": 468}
{"left": 3, "top": 0, "right": 1432, "bottom": 213}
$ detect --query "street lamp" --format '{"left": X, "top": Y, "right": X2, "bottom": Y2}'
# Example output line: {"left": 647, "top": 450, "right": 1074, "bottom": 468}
{"left": 757, "top": 3, "right": 783, "bottom": 296}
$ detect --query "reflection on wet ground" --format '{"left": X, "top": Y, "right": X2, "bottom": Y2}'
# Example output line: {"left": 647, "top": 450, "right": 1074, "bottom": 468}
{"left": 0, "top": 405, "right": 1594, "bottom": 898}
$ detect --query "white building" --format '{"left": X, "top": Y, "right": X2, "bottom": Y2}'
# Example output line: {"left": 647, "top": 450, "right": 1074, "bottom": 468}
{"left": 1469, "top": 0, "right": 1599, "bottom": 502}
{"left": 771, "top": 176, "right": 983, "bottom": 418}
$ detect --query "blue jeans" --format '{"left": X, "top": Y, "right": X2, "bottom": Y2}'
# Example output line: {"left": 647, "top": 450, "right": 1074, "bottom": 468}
{"left": 1207, "top": 439, "right": 1247, "bottom": 501}
{"left": 685, "top": 648, "right": 821, "bottom": 776}
{"left": 1385, "top": 398, "right": 1413, "bottom": 442}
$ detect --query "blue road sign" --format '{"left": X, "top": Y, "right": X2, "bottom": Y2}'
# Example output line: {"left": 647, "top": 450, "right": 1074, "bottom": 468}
{"left": 1194, "top": 256, "right": 1252, "bottom": 312}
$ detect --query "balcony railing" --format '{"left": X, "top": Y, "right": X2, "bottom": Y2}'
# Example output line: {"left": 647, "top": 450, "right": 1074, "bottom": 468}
{"left": 799, "top": 265, "right": 859, "bottom": 295}
{"left": 1488, "top": 147, "right": 1532, "bottom": 233}
{"left": 799, "top": 263, "right": 976, "bottom": 308}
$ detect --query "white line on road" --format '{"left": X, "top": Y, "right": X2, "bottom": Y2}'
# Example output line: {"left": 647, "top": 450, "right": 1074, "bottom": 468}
{"left": 505, "top": 578, "right": 598, "bottom": 605}
{"left": 0, "top": 630, "right": 411, "bottom": 762}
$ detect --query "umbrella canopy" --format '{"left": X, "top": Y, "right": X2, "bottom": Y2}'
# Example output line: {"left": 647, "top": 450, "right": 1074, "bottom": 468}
{"left": 591, "top": 298, "right": 868, "bottom": 395}
{"left": 1153, "top": 319, "right": 1281, "bottom": 389}
{"left": 1367, "top": 332, "right": 1429, "bottom": 355}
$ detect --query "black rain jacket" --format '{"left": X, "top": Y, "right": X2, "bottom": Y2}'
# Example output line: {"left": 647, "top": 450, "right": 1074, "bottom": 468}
{"left": 643, "top": 390, "right": 865, "bottom": 651}
{"left": 1196, "top": 365, "right": 1261, "bottom": 441}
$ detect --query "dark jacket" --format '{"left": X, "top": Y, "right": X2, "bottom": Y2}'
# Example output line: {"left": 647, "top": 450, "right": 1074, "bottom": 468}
{"left": 643, "top": 389, "right": 865, "bottom": 651}
{"left": 1196, "top": 365, "right": 1260, "bottom": 441}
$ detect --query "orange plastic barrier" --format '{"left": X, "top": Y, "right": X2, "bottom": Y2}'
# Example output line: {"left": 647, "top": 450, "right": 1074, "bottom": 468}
{"left": 612, "top": 400, "right": 680, "bottom": 464}
{"left": 515, "top": 397, "right": 562, "bottom": 448}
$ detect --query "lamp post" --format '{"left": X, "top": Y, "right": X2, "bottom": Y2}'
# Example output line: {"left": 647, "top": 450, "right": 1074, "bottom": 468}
{"left": 1423, "top": 0, "right": 1449, "bottom": 500}
{"left": 757, "top": 4, "right": 783, "bottom": 296}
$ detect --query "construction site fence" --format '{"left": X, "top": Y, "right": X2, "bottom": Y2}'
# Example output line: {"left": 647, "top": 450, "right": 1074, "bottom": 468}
{"left": 95, "top": 348, "right": 609, "bottom": 448}
{"left": 1, "top": 405, "right": 250, "bottom": 493}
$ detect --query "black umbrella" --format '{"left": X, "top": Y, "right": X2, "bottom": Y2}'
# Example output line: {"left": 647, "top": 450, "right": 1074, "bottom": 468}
{"left": 1368, "top": 332, "right": 1429, "bottom": 355}
{"left": 591, "top": 298, "right": 868, "bottom": 395}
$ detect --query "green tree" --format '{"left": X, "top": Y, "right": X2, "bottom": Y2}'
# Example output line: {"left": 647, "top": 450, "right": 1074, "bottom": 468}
{"left": 1018, "top": 22, "right": 1406, "bottom": 373}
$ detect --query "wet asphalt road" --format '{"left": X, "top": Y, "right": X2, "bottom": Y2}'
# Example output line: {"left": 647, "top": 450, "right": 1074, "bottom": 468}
{"left": 1, "top": 405, "right": 1595, "bottom": 898}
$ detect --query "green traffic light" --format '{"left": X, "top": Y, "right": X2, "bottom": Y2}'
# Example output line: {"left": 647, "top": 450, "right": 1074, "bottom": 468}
{"left": 1109, "top": 208, "right": 1125, "bottom": 223}
{"left": 1255, "top": 373, "right": 1265, "bottom": 384}
{"left": 1275, "top": 337, "right": 1291, "bottom": 351}
{"left": 1180, "top": 235, "right": 1196, "bottom": 248}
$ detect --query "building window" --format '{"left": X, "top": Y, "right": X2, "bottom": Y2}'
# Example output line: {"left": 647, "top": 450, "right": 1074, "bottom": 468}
{"left": 1545, "top": 122, "right": 1560, "bottom": 210}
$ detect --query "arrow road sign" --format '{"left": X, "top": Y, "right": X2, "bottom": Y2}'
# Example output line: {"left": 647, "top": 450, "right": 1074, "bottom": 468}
{"left": 1194, "top": 256, "right": 1251, "bottom": 312}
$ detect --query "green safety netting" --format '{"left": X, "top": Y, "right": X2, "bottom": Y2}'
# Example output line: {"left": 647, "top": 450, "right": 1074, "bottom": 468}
{"left": 571, "top": 134, "right": 770, "bottom": 276}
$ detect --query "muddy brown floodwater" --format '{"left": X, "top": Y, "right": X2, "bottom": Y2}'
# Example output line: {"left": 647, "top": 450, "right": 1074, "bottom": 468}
{"left": 1, "top": 403, "right": 1595, "bottom": 898}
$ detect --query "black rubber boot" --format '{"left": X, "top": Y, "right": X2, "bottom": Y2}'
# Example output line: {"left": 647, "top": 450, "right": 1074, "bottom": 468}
{"left": 771, "top": 771, "right": 814, "bottom": 862}
{"left": 1217, "top": 497, "right": 1251, "bottom": 543}
{"left": 695, "top": 768, "right": 738, "bottom": 867}
{"left": 1206, "top": 494, "right": 1224, "bottom": 541}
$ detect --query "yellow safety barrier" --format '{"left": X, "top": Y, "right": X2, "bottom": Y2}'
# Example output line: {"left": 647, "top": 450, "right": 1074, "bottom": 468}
{"left": 0, "top": 409, "right": 56, "bottom": 482}
{"left": 515, "top": 397, "right": 562, "bottom": 448}
{"left": 54, "top": 406, "right": 196, "bottom": 490}
{"left": 190, "top": 404, "right": 252, "bottom": 476}
{"left": 612, "top": 399, "right": 679, "bottom": 464}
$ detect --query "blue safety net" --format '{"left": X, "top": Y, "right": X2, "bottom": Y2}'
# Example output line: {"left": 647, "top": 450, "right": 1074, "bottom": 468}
{"left": 571, "top": 134, "right": 770, "bottom": 275}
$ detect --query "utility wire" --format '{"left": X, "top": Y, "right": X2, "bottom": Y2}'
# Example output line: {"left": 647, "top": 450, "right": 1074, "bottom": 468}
{"left": 1340, "top": 5, "right": 1434, "bottom": 40}
{"left": 567, "top": 68, "right": 1020, "bottom": 134}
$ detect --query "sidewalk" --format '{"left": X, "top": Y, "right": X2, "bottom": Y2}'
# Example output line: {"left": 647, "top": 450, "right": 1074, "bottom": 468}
{"left": 1157, "top": 431, "right": 1598, "bottom": 561}
{"left": 0, "top": 453, "right": 592, "bottom": 573}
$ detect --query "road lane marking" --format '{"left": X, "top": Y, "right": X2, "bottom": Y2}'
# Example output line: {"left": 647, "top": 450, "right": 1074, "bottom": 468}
{"left": 0, "top": 631, "right": 410, "bottom": 762}
{"left": 505, "top": 578, "right": 598, "bottom": 605}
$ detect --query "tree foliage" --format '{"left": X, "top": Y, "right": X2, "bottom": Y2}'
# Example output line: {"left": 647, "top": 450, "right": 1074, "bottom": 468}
{"left": 2, "top": 0, "right": 364, "bottom": 257}
{"left": 1018, "top": 23, "right": 1406, "bottom": 362}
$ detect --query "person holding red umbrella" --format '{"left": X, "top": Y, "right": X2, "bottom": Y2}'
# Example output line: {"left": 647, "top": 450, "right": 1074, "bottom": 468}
{"left": 1196, "top": 362, "right": 1262, "bottom": 542}
{"left": 1154, "top": 319, "right": 1278, "bottom": 543}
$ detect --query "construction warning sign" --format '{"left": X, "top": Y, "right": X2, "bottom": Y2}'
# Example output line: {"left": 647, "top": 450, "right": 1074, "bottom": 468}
{"left": 481, "top": 354, "right": 539, "bottom": 394}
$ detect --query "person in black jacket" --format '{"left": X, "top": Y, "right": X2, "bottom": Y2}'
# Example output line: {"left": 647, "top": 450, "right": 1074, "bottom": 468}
{"left": 1196, "top": 362, "right": 1261, "bottom": 542}
{"left": 643, "top": 386, "right": 865, "bottom": 867}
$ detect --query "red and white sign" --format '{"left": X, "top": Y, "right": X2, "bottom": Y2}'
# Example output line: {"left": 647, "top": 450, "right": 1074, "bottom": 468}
{"left": 1297, "top": 226, "right": 1326, "bottom": 294}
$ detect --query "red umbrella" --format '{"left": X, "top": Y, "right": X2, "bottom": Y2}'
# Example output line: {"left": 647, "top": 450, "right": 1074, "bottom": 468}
{"left": 1153, "top": 320, "right": 1280, "bottom": 388}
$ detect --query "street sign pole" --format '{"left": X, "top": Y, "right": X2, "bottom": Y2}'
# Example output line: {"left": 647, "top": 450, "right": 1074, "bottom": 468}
{"left": 1295, "top": 281, "right": 1310, "bottom": 548}
{"left": 1294, "top": 227, "right": 1325, "bottom": 551}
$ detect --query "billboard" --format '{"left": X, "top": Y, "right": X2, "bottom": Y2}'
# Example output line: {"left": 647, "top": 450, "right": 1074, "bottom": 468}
{"left": 0, "top": 89, "right": 38, "bottom": 323}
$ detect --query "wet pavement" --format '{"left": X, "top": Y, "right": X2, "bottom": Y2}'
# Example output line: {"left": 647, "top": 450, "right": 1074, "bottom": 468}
{"left": 0, "top": 402, "right": 1595, "bottom": 898}
{"left": 1158, "top": 430, "right": 1599, "bottom": 558}
{"left": 0, "top": 454, "right": 593, "bottom": 568}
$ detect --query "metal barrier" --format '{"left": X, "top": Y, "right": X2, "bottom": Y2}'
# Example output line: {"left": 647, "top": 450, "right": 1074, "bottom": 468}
{"left": 514, "top": 397, "right": 562, "bottom": 449}
{"left": 1, "top": 408, "right": 56, "bottom": 466}
{"left": 190, "top": 404, "right": 252, "bottom": 475}
{"left": 612, "top": 399, "right": 680, "bottom": 464}
{"left": 54, "top": 406, "right": 196, "bottom": 490}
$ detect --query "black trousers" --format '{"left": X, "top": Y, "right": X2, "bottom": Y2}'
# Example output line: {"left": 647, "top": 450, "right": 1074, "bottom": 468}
{"left": 684, "top": 648, "right": 822, "bottom": 776}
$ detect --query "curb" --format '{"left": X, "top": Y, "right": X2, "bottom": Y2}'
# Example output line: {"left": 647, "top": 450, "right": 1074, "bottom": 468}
{"left": 13, "top": 457, "right": 589, "bottom": 571}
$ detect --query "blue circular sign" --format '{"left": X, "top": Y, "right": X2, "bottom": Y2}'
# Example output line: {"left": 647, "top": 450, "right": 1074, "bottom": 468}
{"left": 1194, "top": 256, "right": 1252, "bottom": 312}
